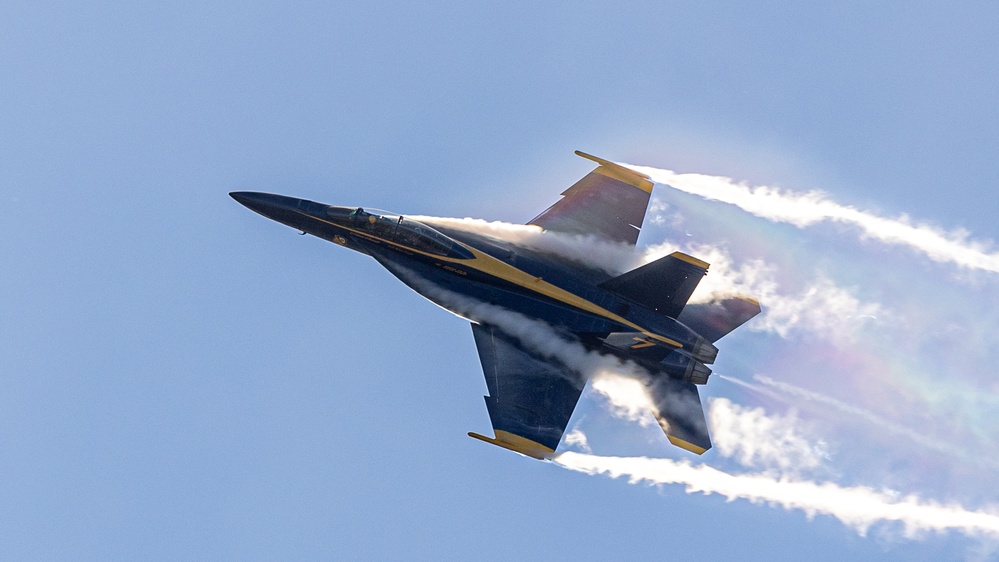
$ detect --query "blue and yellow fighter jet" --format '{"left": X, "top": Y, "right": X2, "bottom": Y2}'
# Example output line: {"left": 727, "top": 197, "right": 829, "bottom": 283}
{"left": 231, "top": 151, "right": 760, "bottom": 460}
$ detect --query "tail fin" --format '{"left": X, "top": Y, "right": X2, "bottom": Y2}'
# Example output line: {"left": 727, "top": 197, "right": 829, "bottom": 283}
{"left": 645, "top": 376, "right": 711, "bottom": 454}
{"left": 677, "top": 295, "right": 761, "bottom": 343}
{"left": 599, "top": 252, "right": 708, "bottom": 318}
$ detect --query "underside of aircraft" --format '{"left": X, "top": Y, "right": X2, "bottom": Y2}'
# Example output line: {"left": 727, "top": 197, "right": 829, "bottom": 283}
{"left": 231, "top": 151, "right": 760, "bottom": 460}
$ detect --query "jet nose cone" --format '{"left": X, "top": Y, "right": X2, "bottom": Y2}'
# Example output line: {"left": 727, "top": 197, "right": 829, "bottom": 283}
{"left": 229, "top": 191, "right": 254, "bottom": 205}
{"left": 230, "top": 191, "right": 285, "bottom": 214}
{"left": 229, "top": 191, "right": 303, "bottom": 217}
{"left": 230, "top": 191, "right": 322, "bottom": 231}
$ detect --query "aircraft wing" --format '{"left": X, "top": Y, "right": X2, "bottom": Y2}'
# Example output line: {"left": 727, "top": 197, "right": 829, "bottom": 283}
{"left": 467, "top": 323, "right": 585, "bottom": 459}
{"left": 529, "top": 151, "right": 655, "bottom": 246}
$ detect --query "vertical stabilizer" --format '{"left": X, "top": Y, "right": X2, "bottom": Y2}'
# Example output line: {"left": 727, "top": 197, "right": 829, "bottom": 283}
{"left": 599, "top": 252, "right": 708, "bottom": 318}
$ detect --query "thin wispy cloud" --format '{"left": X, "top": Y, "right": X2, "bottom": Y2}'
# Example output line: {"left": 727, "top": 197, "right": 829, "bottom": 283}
{"left": 735, "top": 374, "right": 999, "bottom": 472}
{"left": 752, "top": 374, "right": 933, "bottom": 447}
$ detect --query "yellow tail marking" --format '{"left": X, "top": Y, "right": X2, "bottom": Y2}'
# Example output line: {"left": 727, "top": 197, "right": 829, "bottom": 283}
{"left": 630, "top": 337, "right": 656, "bottom": 349}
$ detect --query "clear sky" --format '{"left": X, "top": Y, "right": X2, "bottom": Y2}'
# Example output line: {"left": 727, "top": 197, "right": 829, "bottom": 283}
{"left": 3, "top": 2, "right": 998, "bottom": 560}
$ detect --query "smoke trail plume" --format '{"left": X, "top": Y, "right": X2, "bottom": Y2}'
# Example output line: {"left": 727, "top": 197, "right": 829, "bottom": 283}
{"left": 622, "top": 164, "right": 999, "bottom": 274}
{"left": 378, "top": 257, "right": 651, "bottom": 388}
{"left": 563, "top": 428, "right": 592, "bottom": 453}
{"left": 554, "top": 450, "right": 999, "bottom": 539}
{"left": 678, "top": 244, "right": 882, "bottom": 341}
{"left": 708, "top": 397, "right": 828, "bottom": 475}
{"left": 414, "top": 215, "right": 637, "bottom": 274}
{"left": 589, "top": 372, "right": 657, "bottom": 426}
{"left": 557, "top": 391, "right": 999, "bottom": 543}
{"left": 387, "top": 252, "right": 999, "bottom": 541}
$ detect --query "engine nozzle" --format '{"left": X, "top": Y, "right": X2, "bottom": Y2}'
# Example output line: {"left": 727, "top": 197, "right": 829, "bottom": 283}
{"left": 659, "top": 350, "right": 712, "bottom": 385}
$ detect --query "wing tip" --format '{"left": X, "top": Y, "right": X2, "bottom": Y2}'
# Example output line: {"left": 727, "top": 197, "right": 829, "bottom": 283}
{"left": 574, "top": 150, "right": 654, "bottom": 194}
{"left": 666, "top": 434, "right": 711, "bottom": 455}
{"left": 659, "top": 415, "right": 711, "bottom": 454}
{"left": 669, "top": 251, "right": 710, "bottom": 270}
{"left": 468, "top": 431, "right": 555, "bottom": 460}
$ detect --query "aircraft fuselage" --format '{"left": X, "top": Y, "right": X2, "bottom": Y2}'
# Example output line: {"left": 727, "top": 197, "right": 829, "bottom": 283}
{"left": 231, "top": 191, "right": 716, "bottom": 383}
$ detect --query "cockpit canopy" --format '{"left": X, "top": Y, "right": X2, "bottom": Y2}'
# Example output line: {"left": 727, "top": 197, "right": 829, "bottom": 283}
{"left": 327, "top": 206, "right": 469, "bottom": 259}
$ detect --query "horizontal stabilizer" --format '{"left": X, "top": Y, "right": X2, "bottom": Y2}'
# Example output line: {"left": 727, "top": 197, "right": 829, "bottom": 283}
{"left": 599, "top": 252, "right": 708, "bottom": 318}
{"left": 677, "top": 295, "right": 761, "bottom": 343}
{"left": 646, "top": 376, "right": 711, "bottom": 454}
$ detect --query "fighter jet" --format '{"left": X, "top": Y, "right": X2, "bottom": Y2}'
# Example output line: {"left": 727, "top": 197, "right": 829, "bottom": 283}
{"left": 231, "top": 151, "right": 760, "bottom": 459}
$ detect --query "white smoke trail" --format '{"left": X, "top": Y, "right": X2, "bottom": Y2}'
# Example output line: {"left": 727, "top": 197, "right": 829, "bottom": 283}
{"left": 379, "top": 257, "right": 651, "bottom": 386}
{"left": 563, "top": 428, "right": 593, "bottom": 453}
{"left": 558, "top": 391, "right": 999, "bottom": 542}
{"left": 674, "top": 243, "right": 881, "bottom": 340}
{"left": 708, "top": 397, "right": 828, "bottom": 476}
{"left": 588, "top": 372, "right": 657, "bottom": 427}
{"left": 414, "top": 215, "right": 637, "bottom": 274}
{"left": 554, "top": 451, "right": 999, "bottom": 539}
{"left": 382, "top": 236, "right": 999, "bottom": 544}
{"left": 622, "top": 164, "right": 999, "bottom": 274}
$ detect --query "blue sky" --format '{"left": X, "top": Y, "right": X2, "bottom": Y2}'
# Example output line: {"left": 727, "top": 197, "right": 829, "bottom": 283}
{"left": 3, "top": 2, "right": 999, "bottom": 560}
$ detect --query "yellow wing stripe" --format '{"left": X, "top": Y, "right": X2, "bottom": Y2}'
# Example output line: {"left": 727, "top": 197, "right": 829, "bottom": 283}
{"left": 461, "top": 247, "right": 681, "bottom": 347}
